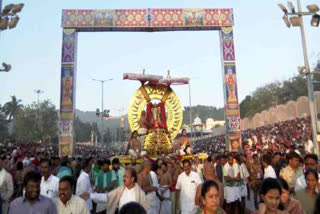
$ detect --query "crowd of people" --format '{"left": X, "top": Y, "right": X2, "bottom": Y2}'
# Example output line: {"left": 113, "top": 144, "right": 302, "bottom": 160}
{"left": 0, "top": 116, "right": 320, "bottom": 214}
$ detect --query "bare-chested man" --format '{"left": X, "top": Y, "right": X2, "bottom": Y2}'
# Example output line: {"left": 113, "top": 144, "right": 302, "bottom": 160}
{"left": 129, "top": 131, "right": 146, "bottom": 157}
{"left": 195, "top": 156, "right": 224, "bottom": 208}
{"left": 159, "top": 162, "right": 172, "bottom": 214}
{"left": 170, "top": 157, "right": 183, "bottom": 214}
{"left": 126, "top": 156, "right": 142, "bottom": 174}
{"left": 138, "top": 161, "right": 159, "bottom": 214}
{"left": 203, "top": 156, "right": 215, "bottom": 181}
{"left": 128, "top": 131, "right": 140, "bottom": 157}
{"left": 138, "top": 110, "right": 148, "bottom": 151}
{"left": 177, "top": 129, "right": 192, "bottom": 155}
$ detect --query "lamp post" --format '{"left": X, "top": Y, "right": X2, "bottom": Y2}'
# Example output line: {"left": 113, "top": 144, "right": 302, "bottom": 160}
{"left": 278, "top": 0, "right": 320, "bottom": 154}
{"left": 188, "top": 77, "right": 199, "bottom": 141}
{"left": 188, "top": 81, "right": 192, "bottom": 139}
{"left": 0, "top": 62, "right": 10, "bottom": 72}
{"left": 188, "top": 77, "right": 199, "bottom": 139}
{"left": 34, "top": 89, "right": 43, "bottom": 132}
{"left": 93, "top": 78, "right": 113, "bottom": 146}
{"left": 0, "top": 0, "right": 24, "bottom": 72}
{"left": 0, "top": 0, "right": 24, "bottom": 31}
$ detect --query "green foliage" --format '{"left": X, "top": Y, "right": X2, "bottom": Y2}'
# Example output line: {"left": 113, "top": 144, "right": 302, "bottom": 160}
{"left": 15, "top": 104, "right": 37, "bottom": 140}
{"left": 38, "top": 100, "right": 59, "bottom": 141}
{"left": 2, "top": 95, "right": 23, "bottom": 132}
{"left": 74, "top": 117, "right": 94, "bottom": 142}
{"left": 0, "top": 105, "right": 9, "bottom": 137}
{"left": 183, "top": 105, "right": 224, "bottom": 124}
{"left": 2, "top": 96, "right": 23, "bottom": 121}
{"left": 14, "top": 100, "right": 58, "bottom": 142}
{"left": 239, "top": 75, "right": 309, "bottom": 118}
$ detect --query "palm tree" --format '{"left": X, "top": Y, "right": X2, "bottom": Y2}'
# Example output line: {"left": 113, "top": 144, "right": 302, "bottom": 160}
{"left": 3, "top": 96, "right": 23, "bottom": 131}
{"left": 0, "top": 105, "right": 9, "bottom": 135}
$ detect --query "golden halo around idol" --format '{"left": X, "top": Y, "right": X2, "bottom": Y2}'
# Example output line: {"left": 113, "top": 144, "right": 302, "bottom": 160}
{"left": 128, "top": 83, "right": 183, "bottom": 140}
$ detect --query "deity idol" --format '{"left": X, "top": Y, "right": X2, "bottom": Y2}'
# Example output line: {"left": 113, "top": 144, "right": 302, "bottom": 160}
{"left": 146, "top": 102, "right": 168, "bottom": 132}
{"left": 143, "top": 101, "right": 172, "bottom": 156}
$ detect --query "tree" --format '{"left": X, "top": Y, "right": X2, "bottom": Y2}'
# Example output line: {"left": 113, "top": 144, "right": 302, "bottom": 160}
{"left": 239, "top": 74, "right": 309, "bottom": 118}
{"left": 38, "top": 100, "right": 59, "bottom": 142}
{"left": 14, "top": 100, "right": 58, "bottom": 142}
{"left": 103, "top": 127, "right": 112, "bottom": 143}
{"left": 0, "top": 105, "right": 9, "bottom": 137}
{"left": 74, "top": 117, "right": 93, "bottom": 142}
{"left": 182, "top": 105, "right": 224, "bottom": 124}
{"left": 15, "top": 104, "right": 37, "bottom": 141}
{"left": 2, "top": 96, "right": 23, "bottom": 131}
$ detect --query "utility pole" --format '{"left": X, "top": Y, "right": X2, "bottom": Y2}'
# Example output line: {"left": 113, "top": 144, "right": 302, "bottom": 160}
{"left": 188, "top": 77, "right": 199, "bottom": 141}
{"left": 188, "top": 82, "right": 192, "bottom": 140}
{"left": 278, "top": 0, "right": 320, "bottom": 154}
{"left": 296, "top": 0, "right": 319, "bottom": 154}
{"left": 0, "top": 0, "right": 23, "bottom": 72}
{"left": 34, "top": 89, "right": 43, "bottom": 132}
{"left": 92, "top": 78, "right": 113, "bottom": 146}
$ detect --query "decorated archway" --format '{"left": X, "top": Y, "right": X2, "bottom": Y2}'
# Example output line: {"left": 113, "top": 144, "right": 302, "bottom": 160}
{"left": 59, "top": 8, "right": 241, "bottom": 156}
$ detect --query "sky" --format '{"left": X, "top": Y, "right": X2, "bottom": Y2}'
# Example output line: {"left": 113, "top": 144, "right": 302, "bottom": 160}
{"left": 1, "top": 0, "right": 320, "bottom": 116}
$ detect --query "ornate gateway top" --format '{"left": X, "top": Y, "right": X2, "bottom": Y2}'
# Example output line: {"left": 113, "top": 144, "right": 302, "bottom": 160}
{"left": 61, "top": 8, "right": 234, "bottom": 30}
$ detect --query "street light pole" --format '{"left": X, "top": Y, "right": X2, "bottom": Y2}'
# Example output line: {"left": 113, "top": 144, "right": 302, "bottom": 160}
{"left": 188, "top": 77, "right": 199, "bottom": 141}
{"left": 34, "top": 89, "right": 43, "bottom": 131}
{"left": 93, "top": 78, "right": 113, "bottom": 146}
{"left": 297, "top": 0, "right": 319, "bottom": 154}
{"left": 188, "top": 82, "right": 192, "bottom": 141}
{"left": 101, "top": 80, "right": 104, "bottom": 146}
{"left": 279, "top": 0, "right": 320, "bottom": 154}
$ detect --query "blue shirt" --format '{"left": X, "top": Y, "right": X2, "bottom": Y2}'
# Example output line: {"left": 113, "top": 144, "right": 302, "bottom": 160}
{"left": 9, "top": 195, "right": 57, "bottom": 214}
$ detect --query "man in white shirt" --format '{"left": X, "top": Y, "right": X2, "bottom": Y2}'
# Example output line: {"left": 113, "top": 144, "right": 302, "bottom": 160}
{"left": 176, "top": 159, "right": 202, "bottom": 214}
{"left": 40, "top": 158, "right": 59, "bottom": 199}
{"left": 56, "top": 176, "right": 89, "bottom": 214}
{"left": 295, "top": 154, "right": 320, "bottom": 192}
{"left": 80, "top": 168, "right": 148, "bottom": 213}
{"left": 149, "top": 163, "right": 161, "bottom": 214}
{"left": 0, "top": 157, "right": 14, "bottom": 214}
{"left": 305, "top": 136, "right": 314, "bottom": 154}
{"left": 223, "top": 154, "right": 241, "bottom": 214}
{"left": 236, "top": 155, "right": 249, "bottom": 214}
{"left": 193, "top": 156, "right": 203, "bottom": 181}
{"left": 76, "top": 159, "right": 93, "bottom": 212}
{"left": 262, "top": 154, "right": 277, "bottom": 179}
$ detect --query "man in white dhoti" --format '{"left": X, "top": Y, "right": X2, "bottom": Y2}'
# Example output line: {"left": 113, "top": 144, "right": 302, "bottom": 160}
{"left": 177, "top": 129, "right": 192, "bottom": 156}
{"left": 129, "top": 131, "right": 147, "bottom": 157}
{"left": 235, "top": 155, "right": 249, "bottom": 214}
{"left": 160, "top": 162, "right": 172, "bottom": 214}
{"left": 138, "top": 110, "right": 148, "bottom": 151}
{"left": 138, "top": 161, "right": 159, "bottom": 214}
{"left": 223, "top": 154, "right": 241, "bottom": 214}
{"left": 149, "top": 163, "right": 161, "bottom": 214}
